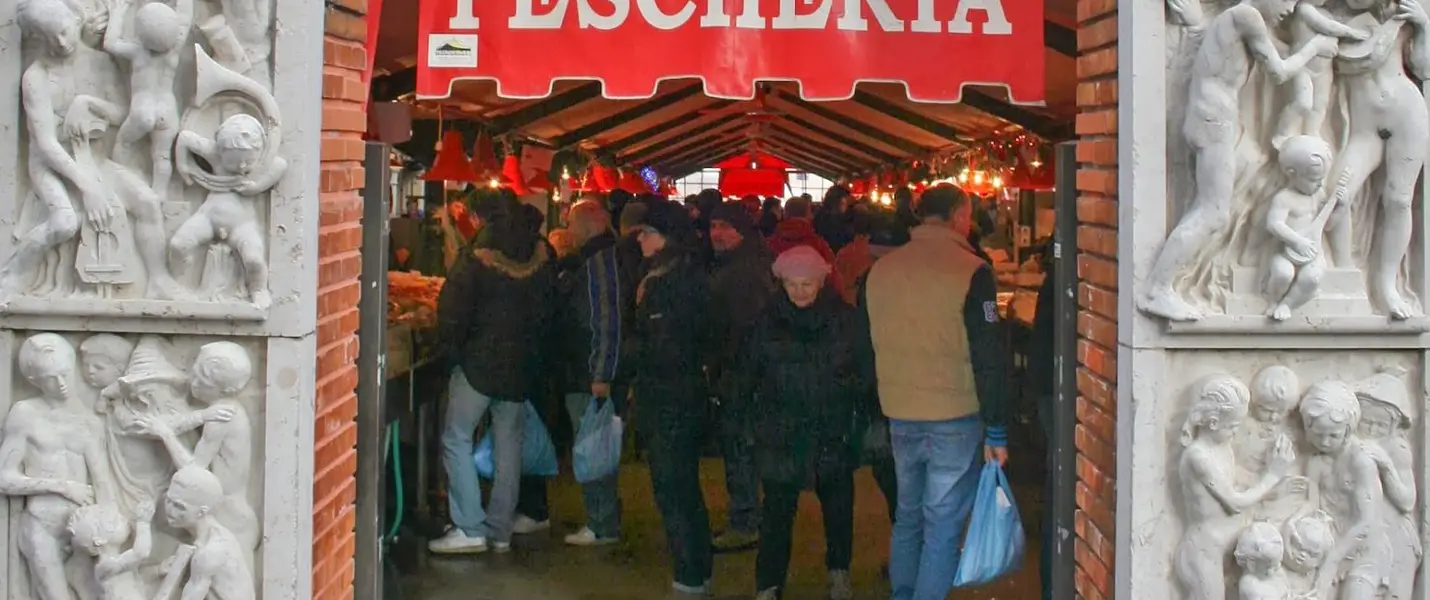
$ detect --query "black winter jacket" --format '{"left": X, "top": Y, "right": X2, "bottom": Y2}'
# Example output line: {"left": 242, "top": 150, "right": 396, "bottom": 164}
{"left": 628, "top": 252, "right": 709, "bottom": 427}
{"left": 436, "top": 223, "right": 558, "bottom": 400}
{"left": 740, "top": 289, "right": 877, "bottom": 483}
{"left": 706, "top": 237, "right": 777, "bottom": 402}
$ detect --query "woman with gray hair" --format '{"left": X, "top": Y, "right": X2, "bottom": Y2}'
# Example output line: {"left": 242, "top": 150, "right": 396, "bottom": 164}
{"left": 736, "top": 246, "right": 877, "bottom": 600}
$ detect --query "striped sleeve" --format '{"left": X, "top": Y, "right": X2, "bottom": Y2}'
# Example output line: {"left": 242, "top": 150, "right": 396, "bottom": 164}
{"left": 586, "top": 249, "right": 622, "bottom": 384}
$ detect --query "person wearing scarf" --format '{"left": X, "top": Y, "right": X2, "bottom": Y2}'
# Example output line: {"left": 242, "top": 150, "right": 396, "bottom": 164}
{"left": 739, "top": 246, "right": 877, "bottom": 600}
{"left": 627, "top": 201, "right": 715, "bottom": 596}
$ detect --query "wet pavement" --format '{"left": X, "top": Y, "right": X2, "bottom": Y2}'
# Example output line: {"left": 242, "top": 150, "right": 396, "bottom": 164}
{"left": 394, "top": 460, "right": 1043, "bottom": 600}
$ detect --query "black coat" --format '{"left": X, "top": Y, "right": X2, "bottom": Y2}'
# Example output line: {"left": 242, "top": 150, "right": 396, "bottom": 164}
{"left": 436, "top": 222, "right": 558, "bottom": 401}
{"left": 706, "top": 237, "right": 777, "bottom": 402}
{"left": 740, "top": 290, "right": 877, "bottom": 484}
{"left": 628, "top": 252, "right": 709, "bottom": 430}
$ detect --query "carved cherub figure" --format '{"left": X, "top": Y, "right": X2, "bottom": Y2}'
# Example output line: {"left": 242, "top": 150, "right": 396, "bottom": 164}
{"left": 0, "top": 333, "right": 113, "bottom": 600}
{"left": 1263, "top": 136, "right": 1335, "bottom": 321}
{"left": 1233, "top": 522, "right": 1290, "bottom": 600}
{"left": 1142, "top": 0, "right": 1339, "bottom": 322}
{"left": 163, "top": 466, "right": 254, "bottom": 600}
{"left": 67, "top": 498, "right": 153, "bottom": 600}
{"left": 1272, "top": 0, "right": 1372, "bottom": 146}
{"left": 1175, "top": 374, "right": 1301, "bottom": 600}
{"left": 1352, "top": 367, "right": 1419, "bottom": 600}
{"left": 171, "top": 114, "right": 288, "bottom": 310}
{"left": 134, "top": 342, "right": 257, "bottom": 552}
{"left": 1298, "top": 381, "right": 1396, "bottom": 600}
{"left": 102, "top": 0, "right": 193, "bottom": 195}
{"left": 1281, "top": 513, "right": 1334, "bottom": 599}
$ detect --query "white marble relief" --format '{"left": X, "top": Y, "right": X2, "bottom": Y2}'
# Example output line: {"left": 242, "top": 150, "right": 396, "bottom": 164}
{"left": 2, "top": 0, "right": 282, "bottom": 319}
{"left": 0, "top": 332, "right": 264, "bottom": 599}
{"left": 1147, "top": 0, "right": 1430, "bottom": 328}
{"left": 1166, "top": 358, "right": 1422, "bottom": 600}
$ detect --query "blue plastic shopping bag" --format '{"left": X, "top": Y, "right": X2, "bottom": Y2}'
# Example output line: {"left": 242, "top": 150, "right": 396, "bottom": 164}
{"left": 953, "top": 462, "right": 1026, "bottom": 588}
{"left": 473, "top": 401, "right": 559, "bottom": 479}
{"left": 573, "top": 396, "right": 624, "bottom": 483}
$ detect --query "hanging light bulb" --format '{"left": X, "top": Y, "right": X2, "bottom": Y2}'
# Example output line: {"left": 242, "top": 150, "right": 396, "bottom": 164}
{"left": 561, "top": 166, "right": 571, "bottom": 180}
{"left": 972, "top": 171, "right": 985, "bottom": 185}
{"left": 488, "top": 178, "right": 500, "bottom": 189}
{"left": 1030, "top": 159, "right": 1043, "bottom": 168}
{"left": 992, "top": 175, "right": 1003, "bottom": 188}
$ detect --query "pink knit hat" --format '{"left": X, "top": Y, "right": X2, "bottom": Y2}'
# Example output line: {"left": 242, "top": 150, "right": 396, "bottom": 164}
{"left": 772, "top": 246, "right": 831, "bottom": 280}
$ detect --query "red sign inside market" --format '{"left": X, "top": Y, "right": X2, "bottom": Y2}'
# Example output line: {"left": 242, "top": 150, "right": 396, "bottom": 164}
{"left": 415, "top": 0, "right": 1044, "bottom": 103}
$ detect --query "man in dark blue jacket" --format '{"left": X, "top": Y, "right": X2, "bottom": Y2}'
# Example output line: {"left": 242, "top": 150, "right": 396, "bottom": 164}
{"left": 555, "top": 198, "right": 630, "bottom": 546}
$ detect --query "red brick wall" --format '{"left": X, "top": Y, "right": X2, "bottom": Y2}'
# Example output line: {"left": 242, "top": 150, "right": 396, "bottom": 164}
{"left": 1073, "top": 0, "right": 1118, "bottom": 598}
{"left": 314, "top": 3, "right": 369, "bottom": 600}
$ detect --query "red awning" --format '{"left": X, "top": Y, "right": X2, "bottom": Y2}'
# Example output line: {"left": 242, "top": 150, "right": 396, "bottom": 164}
{"left": 416, "top": 0, "right": 1045, "bottom": 104}
{"left": 716, "top": 152, "right": 789, "bottom": 197}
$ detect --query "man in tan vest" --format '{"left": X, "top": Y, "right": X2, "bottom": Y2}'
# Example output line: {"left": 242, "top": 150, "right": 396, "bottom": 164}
{"left": 862, "top": 184, "right": 1011, "bottom": 600}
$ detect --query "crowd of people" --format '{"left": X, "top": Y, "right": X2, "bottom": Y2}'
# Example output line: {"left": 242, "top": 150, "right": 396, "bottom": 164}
{"left": 430, "top": 183, "right": 1033, "bottom": 600}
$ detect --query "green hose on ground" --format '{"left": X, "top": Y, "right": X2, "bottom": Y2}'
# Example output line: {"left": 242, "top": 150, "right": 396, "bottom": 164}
{"left": 384, "top": 421, "right": 404, "bottom": 543}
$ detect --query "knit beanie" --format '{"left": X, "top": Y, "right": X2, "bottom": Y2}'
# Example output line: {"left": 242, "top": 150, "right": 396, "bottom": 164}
{"left": 619, "top": 201, "right": 650, "bottom": 230}
{"left": 772, "top": 246, "right": 831, "bottom": 280}
{"left": 709, "top": 201, "right": 757, "bottom": 235}
{"left": 642, "top": 201, "right": 696, "bottom": 245}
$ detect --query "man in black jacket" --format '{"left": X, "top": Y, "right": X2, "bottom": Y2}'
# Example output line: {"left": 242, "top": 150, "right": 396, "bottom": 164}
{"left": 554, "top": 199, "right": 629, "bottom": 546}
{"left": 431, "top": 194, "right": 558, "bottom": 554}
{"left": 705, "top": 201, "right": 777, "bottom": 550}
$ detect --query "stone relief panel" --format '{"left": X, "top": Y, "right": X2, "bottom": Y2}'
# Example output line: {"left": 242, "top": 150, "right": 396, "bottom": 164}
{"left": 1, "top": 0, "right": 286, "bottom": 322}
{"left": 1141, "top": 0, "right": 1430, "bottom": 332}
{"left": 0, "top": 331, "right": 265, "bottom": 600}
{"left": 1156, "top": 351, "right": 1422, "bottom": 600}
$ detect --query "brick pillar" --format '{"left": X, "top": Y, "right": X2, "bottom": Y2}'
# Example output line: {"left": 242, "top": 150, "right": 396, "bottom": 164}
{"left": 1074, "top": 0, "right": 1117, "bottom": 597}
{"left": 314, "top": 3, "right": 369, "bottom": 599}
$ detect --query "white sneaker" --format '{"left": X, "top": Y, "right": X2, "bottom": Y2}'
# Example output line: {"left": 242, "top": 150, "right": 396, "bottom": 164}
{"left": 427, "top": 529, "right": 487, "bottom": 554}
{"left": 828, "top": 570, "right": 853, "bottom": 600}
{"left": 492, "top": 541, "right": 512, "bottom": 553}
{"left": 564, "top": 526, "right": 620, "bottom": 546}
{"left": 754, "top": 587, "right": 780, "bottom": 600}
{"left": 513, "top": 515, "right": 551, "bottom": 534}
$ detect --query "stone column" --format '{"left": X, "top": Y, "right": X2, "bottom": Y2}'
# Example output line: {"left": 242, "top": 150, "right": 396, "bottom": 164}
{"left": 1120, "top": 0, "right": 1430, "bottom": 598}
{"left": 0, "top": 0, "right": 322, "bottom": 597}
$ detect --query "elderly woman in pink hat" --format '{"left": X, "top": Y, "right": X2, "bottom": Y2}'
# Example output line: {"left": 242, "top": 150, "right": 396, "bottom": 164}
{"left": 736, "top": 246, "right": 878, "bottom": 600}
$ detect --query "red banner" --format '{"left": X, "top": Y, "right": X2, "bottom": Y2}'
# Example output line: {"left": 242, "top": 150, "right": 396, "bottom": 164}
{"left": 416, "top": 0, "right": 1044, "bottom": 103}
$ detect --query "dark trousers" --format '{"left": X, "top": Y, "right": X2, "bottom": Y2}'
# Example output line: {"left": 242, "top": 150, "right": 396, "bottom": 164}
{"left": 646, "top": 407, "right": 713, "bottom": 588}
{"left": 718, "top": 399, "right": 761, "bottom": 532}
{"left": 755, "top": 469, "right": 855, "bottom": 592}
{"left": 871, "top": 455, "right": 898, "bottom": 526}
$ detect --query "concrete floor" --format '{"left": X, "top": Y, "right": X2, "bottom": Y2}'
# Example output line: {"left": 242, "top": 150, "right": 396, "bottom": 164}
{"left": 395, "top": 460, "right": 1043, "bottom": 600}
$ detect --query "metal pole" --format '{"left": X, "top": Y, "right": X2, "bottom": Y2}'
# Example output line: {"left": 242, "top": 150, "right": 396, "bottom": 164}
{"left": 354, "top": 142, "right": 392, "bottom": 600}
{"left": 1049, "top": 141, "right": 1079, "bottom": 600}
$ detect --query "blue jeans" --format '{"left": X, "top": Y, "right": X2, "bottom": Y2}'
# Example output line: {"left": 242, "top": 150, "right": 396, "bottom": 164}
{"left": 889, "top": 416, "right": 984, "bottom": 600}
{"left": 565, "top": 392, "right": 623, "bottom": 538}
{"left": 440, "top": 370, "right": 526, "bottom": 543}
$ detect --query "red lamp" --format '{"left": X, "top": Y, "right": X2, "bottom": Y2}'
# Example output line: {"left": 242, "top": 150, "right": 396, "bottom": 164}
{"left": 422, "top": 131, "right": 479, "bottom": 182}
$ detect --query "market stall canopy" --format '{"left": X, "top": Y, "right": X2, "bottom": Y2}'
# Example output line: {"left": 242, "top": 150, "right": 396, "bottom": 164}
{"left": 370, "top": 0, "right": 1078, "bottom": 177}
{"left": 715, "top": 151, "right": 791, "bottom": 197}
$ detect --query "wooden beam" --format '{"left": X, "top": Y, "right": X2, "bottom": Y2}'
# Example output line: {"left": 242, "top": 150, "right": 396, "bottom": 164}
{"left": 662, "top": 140, "right": 748, "bottom": 173}
{"left": 764, "top": 128, "right": 871, "bottom": 171}
{"left": 761, "top": 140, "right": 850, "bottom": 176}
{"left": 773, "top": 113, "right": 902, "bottom": 164}
{"left": 601, "top": 101, "right": 738, "bottom": 153}
{"left": 552, "top": 85, "right": 705, "bottom": 148}
{"left": 763, "top": 135, "right": 860, "bottom": 172}
{"left": 651, "top": 136, "right": 745, "bottom": 170}
{"left": 762, "top": 153, "right": 837, "bottom": 181}
{"left": 849, "top": 91, "right": 964, "bottom": 144}
{"left": 488, "top": 82, "right": 605, "bottom": 132}
{"left": 370, "top": 68, "right": 416, "bottom": 102}
{"left": 767, "top": 124, "right": 883, "bottom": 167}
{"left": 622, "top": 115, "right": 744, "bottom": 162}
{"left": 960, "top": 90, "right": 1073, "bottom": 140}
{"left": 773, "top": 91, "right": 931, "bottom": 156}
{"left": 1044, "top": 22, "right": 1076, "bottom": 58}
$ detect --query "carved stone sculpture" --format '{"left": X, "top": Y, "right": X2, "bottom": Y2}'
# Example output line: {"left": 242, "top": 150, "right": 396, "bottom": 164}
{"left": 102, "top": 0, "right": 194, "bottom": 198}
{"left": 1142, "top": 0, "right": 1337, "bottom": 322}
{"left": 132, "top": 341, "right": 257, "bottom": 553}
{"left": 0, "top": 334, "right": 112, "bottom": 600}
{"left": 67, "top": 498, "right": 154, "bottom": 600}
{"left": 1299, "top": 380, "right": 1399, "bottom": 599}
{"left": 1233, "top": 522, "right": 1289, "bottom": 600}
{"left": 1281, "top": 512, "right": 1334, "bottom": 598}
{"left": 163, "top": 466, "right": 255, "bottom": 600}
{"left": 1175, "top": 374, "right": 1301, "bottom": 600}
{"left": 171, "top": 46, "right": 286, "bottom": 310}
{"left": 1237, "top": 366, "right": 1302, "bottom": 521}
{"left": 1154, "top": 0, "right": 1430, "bottom": 325}
{"left": 1352, "top": 367, "right": 1420, "bottom": 599}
